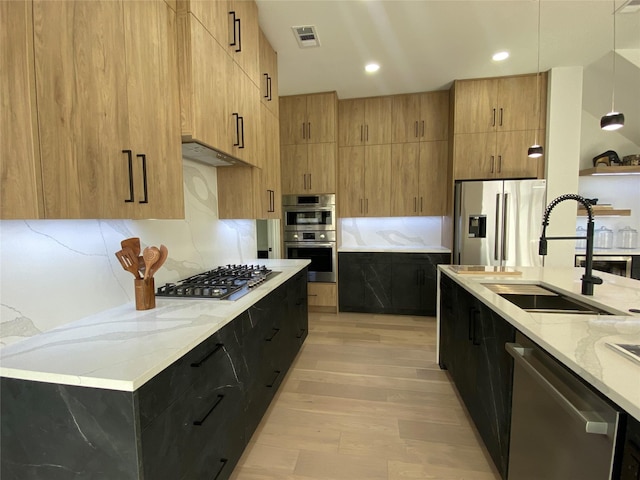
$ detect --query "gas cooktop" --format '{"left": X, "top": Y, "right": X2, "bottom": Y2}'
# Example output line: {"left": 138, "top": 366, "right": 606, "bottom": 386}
{"left": 156, "top": 264, "right": 279, "bottom": 300}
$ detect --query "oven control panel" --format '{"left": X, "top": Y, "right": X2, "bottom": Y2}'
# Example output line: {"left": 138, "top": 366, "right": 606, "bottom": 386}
{"left": 284, "top": 231, "right": 336, "bottom": 242}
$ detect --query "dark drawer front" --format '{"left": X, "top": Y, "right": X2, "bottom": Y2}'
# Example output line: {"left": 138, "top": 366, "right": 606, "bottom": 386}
{"left": 137, "top": 311, "right": 249, "bottom": 429}
{"left": 141, "top": 380, "right": 245, "bottom": 480}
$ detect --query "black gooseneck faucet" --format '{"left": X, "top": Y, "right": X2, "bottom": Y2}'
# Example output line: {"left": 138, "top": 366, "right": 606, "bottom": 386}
{"left": 539, "top": 194, "right": 602, "bottom": 296}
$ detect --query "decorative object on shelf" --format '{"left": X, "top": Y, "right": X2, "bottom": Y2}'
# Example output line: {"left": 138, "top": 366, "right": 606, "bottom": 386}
{"left": 594, "top": 226, "right": 614, "bottom": 249}
{"left": 528, "top": 0, "right": 544, "bottom": 159}
{"left": 115, "top": 238, "right": 168, "bottom": 310}
{"left": 617, "top": 226, "right": 638, "bottom": 249}
{"left": 622, "top": 154, "right": 640, "bottom": 166}
{"left": 592, "top": 150, "right": 620, "bottom": 167}
{"left": 600, "top": 0, "right": 625, "bottom": 131}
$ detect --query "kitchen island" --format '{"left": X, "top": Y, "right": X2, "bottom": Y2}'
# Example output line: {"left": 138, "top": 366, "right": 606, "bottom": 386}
{"left": 438, "top": 265, "right": 640, "bottom": 479}
{"left": 1, "top": 259, "right": 310, "bottom": 480}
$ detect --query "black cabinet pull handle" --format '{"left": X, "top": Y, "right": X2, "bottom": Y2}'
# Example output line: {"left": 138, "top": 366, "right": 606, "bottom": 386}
{"left": 421, "top": 120, "right": 425, "bottom": 137}
{"left": 136, "top": 154, "right": 148, "bottom": 204}
{"left": 296, "top": 328, "right": 306, "bottom": 339}
{"left": 190, "top": 343, "right": 223, "bottom": 368}
{"left": 229, "top": 11, "right": 237, "bottom": 47}
{"left": 307, "top": 122, "right": 311, "bottom": 140}
{"left": 267, "top": 75, "right": 272, "bottom": 101}
{"left": 193, "top": 394, "right": 224, "bottom": 426}
{"left": 233, "top": 113, "right": 240, "bottom": 146}
{"left": 492, "top": 108, "right": 496, "bottom": 127}
{"left": 265, "top": 327, "right": 280, "bottom": 341}
{"left": 499, "top": 107, "right": 503, "bottom": 126}
{"left": 235, "top": 17, "right": 241, "bottom": 53}
{"left": 266, "top": 370, "right": 281, "bottom": 388}
{"left": 238, "top": 115, "right": 245, "bottom": 149}
{"left": 263, "top": 73, "right": 269, "bottom": 98}
{"left": 123, "top": 150, "right": 134, "bottom": 203}
{"left": 212, "top": 459, "right": 228, "bottom": 480}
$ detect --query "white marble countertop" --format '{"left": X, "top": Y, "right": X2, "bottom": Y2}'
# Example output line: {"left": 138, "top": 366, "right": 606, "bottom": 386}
{"left": 575, "top": 248, "right": 640, "bottom": 256}
{"left": 0, "top": 260, "right": 311, "bottom": 392}
{"left": 338, "top": 245, "right": 452, "bottom": 254}
{"left": 438, "top": 265, "right": 640, "bottom": 421}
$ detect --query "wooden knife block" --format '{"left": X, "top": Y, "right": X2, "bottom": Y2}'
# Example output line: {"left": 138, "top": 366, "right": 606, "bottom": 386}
{"left": 135, "top": 278, "right": 156, "bottom": 310}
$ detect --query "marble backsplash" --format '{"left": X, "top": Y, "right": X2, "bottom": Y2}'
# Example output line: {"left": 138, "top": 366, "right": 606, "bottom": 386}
{"left": 0, "top": 160, "right": 256, "bottom": 348}
{"left": 339, "top": 216, "right": 444, "bottom": 248}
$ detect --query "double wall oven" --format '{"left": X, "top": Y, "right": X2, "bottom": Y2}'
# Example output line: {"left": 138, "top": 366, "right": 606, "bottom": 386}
{"left": 283, "top": 194, "right": 336, "bottom": 282}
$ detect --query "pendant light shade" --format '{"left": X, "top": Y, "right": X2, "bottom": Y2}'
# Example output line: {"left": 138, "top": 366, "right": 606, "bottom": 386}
{"left": 600, "top": 112, "right": 625, "bottom": 131}
{"left": 601, "top": 0, "right": 624, "bottom": 131}
{"left": 528, "top": 144, "right": 544, "bottom": 158}
{"left": 528, "top": 0, "right": 544, "bottom": 159}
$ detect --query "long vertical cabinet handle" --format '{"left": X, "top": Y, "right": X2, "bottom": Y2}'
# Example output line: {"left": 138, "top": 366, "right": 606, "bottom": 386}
{"left": 365, "top": 198, "right": 368, "bottom": 214}
{"left": 413, "top": 197, "right": 417, "bottom": 213}
{"left": 414, "top": 121, "right": 418, "bottom": 138}
{"left": 490, "top": 155, "right": 495, "bottom": 173}
{"left": 499, "top": 108, "right": 503, "bottom": 127}
{"left": 263, "top": 73, "right": 269, "bottom": 98}
{"left": 308, "top": 173, "right": 311, "bottom": 190}
{"left": 420, "top": 197, "right": 423, "bottom": 213}
{"left": 123, "top": 150, "right": 134, "bottom": 203}
{"left": 497, "top": 155, "right": 502, "bottom": 173}
{"left": 502, "top": 193, "right": 509, "bottom": 261}
{"left": 360, "top": 198, "right": 363, "bottom": 214}
{"left": 365, "top": 124, "right": 368, "bottom": 141}
{"left": 494, "top": 193, "right": 500, "bottom": 261}
{"left": 492, "top": 108, "right": 496, "bottom": 127}
{"left": 302, "top": 123, "right": 306, "bottom": 140}
{"left": 360, "top": 125, "right": 363, "bottom": 142}
{"left": 137, "top": 154, "right": 148, "bottom": 204}
{"left": 233, "top": 113, "right": 240, "bottom": 146}
{"left": 235, "top": 17, "right": 241, "bottom": 52}
{"left": 228, "top": 12, "right": 237, "bottom": 47}
{"left": 238, "top": 115, "right": 245, "bottom": 148}
{"left": 303, "top": 174, "right": 307, "bottom": 191}
{"left": 307, "top": 122, "right": 311, "bottom": 140}
{"left": 267, "top": 76, "right": 272, "bottom": 101}
{"left": 421, "top": 120, "right": 425, "bottom": 138}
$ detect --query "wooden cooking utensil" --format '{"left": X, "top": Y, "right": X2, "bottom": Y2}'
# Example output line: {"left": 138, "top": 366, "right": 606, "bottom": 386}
{"left": 115, "top": 249, "right": 141, "bottom": 279}
{"left": 142, "top": 246, "right": 160, "bottom": 281}
{"left": 148, "top": 244, "right": 168, "bottom": 279}
{"left": 120, "top": 237, "right": 140, "bottom": 258}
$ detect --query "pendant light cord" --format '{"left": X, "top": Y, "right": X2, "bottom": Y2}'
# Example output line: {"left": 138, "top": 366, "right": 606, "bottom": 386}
{"left": 611, "top": 0, "right": 616, "bottom": 112}
{"left": 534, "top": 0, "right": 541, "bottom": 145}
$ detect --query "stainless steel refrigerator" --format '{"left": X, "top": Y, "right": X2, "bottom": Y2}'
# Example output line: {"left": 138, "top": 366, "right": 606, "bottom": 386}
{"left": 454, "top": 179, "right": 547, "bottom": 267}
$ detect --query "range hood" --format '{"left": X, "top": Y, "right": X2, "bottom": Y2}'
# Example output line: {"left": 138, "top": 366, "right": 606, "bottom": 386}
{"left": 182, "top": 141, "right": 249, "bottom": 167}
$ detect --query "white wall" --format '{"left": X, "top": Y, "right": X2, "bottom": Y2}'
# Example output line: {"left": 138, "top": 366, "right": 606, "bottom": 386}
{"left": 339, "top": 216, "right": 443, "bottom": 248}
{"left": 543, "top": 66, "right": 584, "bottom": 267}
{"left": 0, "top": 160, "right": 257, "bottom": 348}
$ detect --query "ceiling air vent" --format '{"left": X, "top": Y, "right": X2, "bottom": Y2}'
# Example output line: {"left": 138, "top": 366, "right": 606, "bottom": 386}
{"left": 292, "top": 25, "right": 320, "bottom": 48}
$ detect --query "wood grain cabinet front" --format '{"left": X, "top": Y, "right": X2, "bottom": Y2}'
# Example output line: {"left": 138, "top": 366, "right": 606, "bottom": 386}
{"left": 2, "top": 0, "right": 184, "bottom": 219}
{"left": 259, "top": 28, "right": 279, "bottom": 117}
{"left": 338, "top": 96, "right": 392, "bottom": 146}
{"left": 280, "top": 92, "right": 337, "bottom": 145}
{"left": 392, "top": 91, "right": 449, "bottom": 144}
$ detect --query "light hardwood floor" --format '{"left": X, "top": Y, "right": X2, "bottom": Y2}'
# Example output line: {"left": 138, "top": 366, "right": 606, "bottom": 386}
{"left": 230, "top": 311, "right": 501, "bottom": 480}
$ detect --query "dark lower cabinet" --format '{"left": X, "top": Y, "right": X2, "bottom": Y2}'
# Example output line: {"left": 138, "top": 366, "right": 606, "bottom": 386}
{"left": 339, "top": 252, "right": 450, "bottom": 315}
{"left": 632, "top": 256, "right": 640, "bottom": 281}
{"left": 621, "top": 415, "right": 640, "bottom": 480}
{"left": 439, "top": 273, "right": 515, "bottom": 480}
{"left": 0, "top": 269, "right": 308, "bottom": 480}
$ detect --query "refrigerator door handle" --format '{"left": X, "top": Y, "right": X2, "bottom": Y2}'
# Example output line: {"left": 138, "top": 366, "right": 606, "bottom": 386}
{"left": 494, "top": 193, "right": 501, "bottom": 261}
{"left": 502, "top": 193, "right": 509, "bottom": 261}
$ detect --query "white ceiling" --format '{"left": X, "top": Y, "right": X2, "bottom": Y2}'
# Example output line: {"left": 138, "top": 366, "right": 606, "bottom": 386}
{"left": 255, "top": 0, "right": 640, "bottom": 100}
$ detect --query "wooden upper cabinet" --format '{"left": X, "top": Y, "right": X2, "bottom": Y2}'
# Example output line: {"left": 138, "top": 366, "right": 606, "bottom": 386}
{"left": 390, "top": 143, "right": 420, "bottom": 216}
{"left": 453, "top": 73, "right": 545, "bottom": 134}
{"left": 33, "top": 0, "right": 132, "bottom": 218}
{"left": 183, "top": 0, "right": 229, "bottom": 45}
{"left": 124, "top": 0, "right": 184, "bottom": 219}
{"left": 259, "top": 28, "right": 278, "bottom": 117}
{"left": 419, "top": 141, "right": 449, "bottom": 215}
{"left": 1, "top": 0, "right": 43, "bottom": 219}
{"left": 228, "top": 0, "right": 259, "bottom": 86}
{"left": 452, "top": 132, "right": 496, "bottom": 180}
{"left": 281, "top": 144, "right": 308, "bottom": 194}
{"left": 338, "top": 97, "right": 392, "bottom": 146}
{"left": 307, "top": 143, "right": 336, "bottom": 194}
{"left": 280, "top": 92, "right": 337, "bottom": 145}
{"left": 495, "top": 130, "right": 540, "bottom": 179}
{"left": 337, "top": 145, "right": 390, "bottom": 217}
{"left": 392, "top": 91, "right": 449, "bottom": 143}
{"left": 231, "top": 62, "right": 261, "bottom": 168}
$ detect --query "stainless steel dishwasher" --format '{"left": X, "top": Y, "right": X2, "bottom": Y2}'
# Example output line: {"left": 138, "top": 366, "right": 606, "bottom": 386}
{"left": 506, "top": 333, "right": 622, "bottom": 480}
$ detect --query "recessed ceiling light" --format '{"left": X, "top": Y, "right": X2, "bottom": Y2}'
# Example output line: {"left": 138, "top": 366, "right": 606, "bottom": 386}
{"left": 492, "top": 51, "right": 510, "bottom": 62}
{"left": 365, "top": 63, "right": 380, "bottom": 73}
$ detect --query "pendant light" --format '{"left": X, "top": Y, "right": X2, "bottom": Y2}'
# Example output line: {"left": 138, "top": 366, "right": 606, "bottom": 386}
{"left": 528, "top": 0, "right": 544, "bottom": 158}
{"left": 600, "top": 0, "right": 625, "bottom": 131}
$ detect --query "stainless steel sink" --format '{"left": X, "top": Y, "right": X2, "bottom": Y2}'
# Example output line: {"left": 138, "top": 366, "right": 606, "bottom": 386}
{"left": 484, "top": 283, "right": 615, "bottom": 315}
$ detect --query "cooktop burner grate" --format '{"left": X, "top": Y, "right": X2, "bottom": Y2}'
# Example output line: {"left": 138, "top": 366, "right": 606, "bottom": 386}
{"left": 156, "top": 264, "right": 277, "bottom": 300}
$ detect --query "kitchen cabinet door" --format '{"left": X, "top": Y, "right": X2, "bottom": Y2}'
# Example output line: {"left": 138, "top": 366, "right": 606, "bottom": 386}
{"left": 497, "top": 75, "right": 540, "bottom": 132}
{"left": 453, "top": 78, "right": 497, "bottom": 134}
{"left": 33, "top": 0, "right": 132, "bottom": 218}
{"left": 306, "top": 92, "right": 337, "bottom": 143}
{"left": 259, "top": 28, "right": 278, "bottom": 117}
{"left": 228, "top": 0, "right": 260, "bottom": 87}
{"left": 392, "top": 94, "right": 422, "bottom": 143}
{"left": 364, "top": 96, "right": 392, "bottom": 145}
{"left": 1, "top": 0, "right": 43, "bottom": 219}
{"left": 338, "top": 253, "right": 393, "bottom": 312}
{"left": 307, "top": 142, "right": 336, "bottom": 194}
{"left": 364, "top": 145, "right": 391, "bottom": 216}
{"left": 281, "top": 144, "right": 308, "bottom": 194}
{"left": 124, "top": 0, "right": 184, "bottom": 219}
{"left": 390, "top": 143, "right": 420, "bottom": 216}
{"left": 419, "top": 91, "right": 449, "bottom": 142}
{"left": 452, "top": 132, "right": 496, "bottom": 180}
{"left": 495, "top": 130, "right": 540, "bottom": 179}
{"left": 418, "top": 141, "right": 449, "bottom": 215}
{"left": 183, "top": 0, "right": 229, "bottom": 46}
{"left": 232, "top": 62, "right": 261, "bottom": 168}
{"left": 179, "top": 10, "right": 233, "bottom": 157}
{"left": 263, "top": 107, "right": 282, "bottom": 218}
{"left": 338, "top": 98, "right": 366, "bottom": 146}
{"left": 279, "top": 95, "right": 308, "bottom": 145}
{"left": 338, "top": 146, "right": 365, "bottom": 217}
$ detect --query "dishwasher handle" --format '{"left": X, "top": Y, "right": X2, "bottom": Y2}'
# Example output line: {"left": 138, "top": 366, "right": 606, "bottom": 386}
{"left": 505, "top": 343, "right": 610, "bottom": 435}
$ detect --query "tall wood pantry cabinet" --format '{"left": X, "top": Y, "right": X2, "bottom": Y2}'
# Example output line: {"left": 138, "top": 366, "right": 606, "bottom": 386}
{"left": 1, "top": 0, "right": 184, "bottom": 220}
{"left": 338, "top": 97, "right": 392, "bottom": 146}
{"left": 451, "top": 73, "right": 547, "bottom": 181}
{"left": 280, "top": 92, "right": 338, "bottom": 195}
